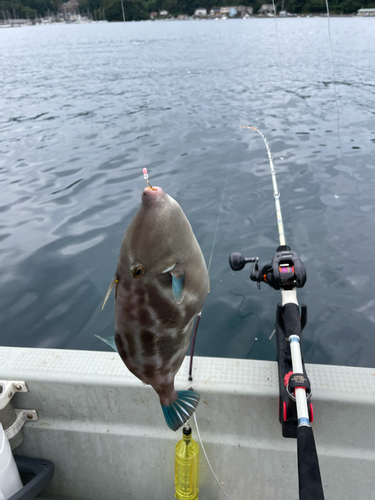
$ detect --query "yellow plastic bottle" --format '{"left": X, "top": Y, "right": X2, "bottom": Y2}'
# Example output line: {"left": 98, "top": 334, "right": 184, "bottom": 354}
{"left": 175, "top": 426, "right": 199, "bottom": 500}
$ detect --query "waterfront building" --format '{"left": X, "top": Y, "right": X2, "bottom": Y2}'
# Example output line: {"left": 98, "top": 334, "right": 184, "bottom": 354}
{"left": 258, "top": 3, "right": 275, "bottom": 15}
{"left": 357, "top": 7, "right": 375, "bottom": 15}
{"left": 210, "top": 8, "right": 221, "bottom": 17}
{"left": 194, "top": 8, "right": 207, "bottom": 17}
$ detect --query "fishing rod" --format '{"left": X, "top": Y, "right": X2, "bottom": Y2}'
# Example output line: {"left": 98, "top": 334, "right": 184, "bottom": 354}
{"left": 229, "top": 127, "right": 325, "bottom": 500}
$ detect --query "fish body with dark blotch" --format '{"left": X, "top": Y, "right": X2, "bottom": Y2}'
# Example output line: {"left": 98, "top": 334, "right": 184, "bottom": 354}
{"left": 111, "top": 185, "right": 209, "bottom": 431}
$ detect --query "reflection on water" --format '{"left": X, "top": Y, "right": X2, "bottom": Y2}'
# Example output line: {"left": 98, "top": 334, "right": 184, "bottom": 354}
{"left": 0, "top": 19, "right": 375, "bottom": 367}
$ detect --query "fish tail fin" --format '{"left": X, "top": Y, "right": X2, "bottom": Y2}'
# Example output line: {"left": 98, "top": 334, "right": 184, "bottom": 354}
{"left": 161, "top": 390, "right": 200, "bottom": 431}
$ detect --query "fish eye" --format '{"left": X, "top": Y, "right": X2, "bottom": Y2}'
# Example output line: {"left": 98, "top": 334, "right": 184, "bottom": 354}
{"left": 129, "top": 264, "right": 145, "bottom": 279}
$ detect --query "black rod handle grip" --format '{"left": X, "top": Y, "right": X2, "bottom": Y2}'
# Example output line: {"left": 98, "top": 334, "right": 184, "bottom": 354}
{"left": 297, "top": 426, "right": 325, "bottom": 500}
{"left": 283, "top": 303, "right": 302, "bottom": 338}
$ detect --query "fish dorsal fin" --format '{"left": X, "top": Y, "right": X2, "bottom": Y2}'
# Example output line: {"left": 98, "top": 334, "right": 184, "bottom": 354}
{"left": 172, "top": 271, "right": 185, "bottom": 304}
{"left": 102, "top": 275, "right": 117, "bottom": 310}
{"left": 95, "top": 335, "right": 118, "bottom": 352}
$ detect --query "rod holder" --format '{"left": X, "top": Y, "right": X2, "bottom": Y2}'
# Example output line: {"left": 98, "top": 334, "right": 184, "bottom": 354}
{"left": 0, "top": 380, "right": 38, "bottom": 449}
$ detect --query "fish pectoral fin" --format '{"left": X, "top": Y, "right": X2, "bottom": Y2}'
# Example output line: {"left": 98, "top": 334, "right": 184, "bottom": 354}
{"left": 102, "top": 275, "right": 117, "bottom": 310}
{"left": 171, "top": 270, "right": 185, "bottom": 304}
{"left": 95, "top": 335, "right": 118, "bottom": 352}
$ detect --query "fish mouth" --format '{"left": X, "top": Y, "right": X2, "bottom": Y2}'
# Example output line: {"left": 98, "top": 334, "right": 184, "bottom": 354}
{"left": 142, "top": 186, "right": 166, "bottom": 206}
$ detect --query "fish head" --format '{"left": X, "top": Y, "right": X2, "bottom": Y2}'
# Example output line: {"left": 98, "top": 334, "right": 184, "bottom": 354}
{"left": 124, "top": 187, "right": 180, "bottom": 270}
{"left": 116, "top": 185, "right": 209, "bottom": 325}
{"left": 120, "top": 186, "right": 188, "bottom": 276}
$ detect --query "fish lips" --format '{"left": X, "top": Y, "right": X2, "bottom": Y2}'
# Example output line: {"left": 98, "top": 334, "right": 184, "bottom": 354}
{"left": 141, "top": 186, "right": 167, "bottom": 207}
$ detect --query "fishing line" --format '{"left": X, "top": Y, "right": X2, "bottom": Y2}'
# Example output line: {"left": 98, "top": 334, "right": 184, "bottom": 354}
{"left": 323, "top": 0, "right": 371, "bottom": 214}
{"left": 324, "top": 0, "right": 346, "bottom": 164}
{"left": 118, "top": 0, "right": 147, "bottom": 174}
{"left": 187, "top": 380, "right": 233, "bottom": 500}
{"left": 187, "top": 145, "right": 236, "bottom": 499}
{"left": 269, "top": 0, "right": 296, "bottom": 241}
{"left": 271, "top": 0, "right": 286, "bottom": 120}
{"left": 193, "top": 413, "right": 231, "bottom": 500}
{"left": 133, "top": 107, "right": 146, "bottom": 173}
{"left": 188, "top": 154, "right": 234, "bottom": 373}
{"left": 207, "top": 162, "right": 232, "bottom": 275}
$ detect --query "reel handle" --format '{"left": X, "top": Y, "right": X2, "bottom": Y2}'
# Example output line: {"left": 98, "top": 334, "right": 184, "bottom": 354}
{"left": 229, "top": 252, "right": 258, "bottom": 271}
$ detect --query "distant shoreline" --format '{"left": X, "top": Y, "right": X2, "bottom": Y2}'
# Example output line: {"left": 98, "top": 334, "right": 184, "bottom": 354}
{"left": 0, "top": 14, "right": 372, "bottom": 28}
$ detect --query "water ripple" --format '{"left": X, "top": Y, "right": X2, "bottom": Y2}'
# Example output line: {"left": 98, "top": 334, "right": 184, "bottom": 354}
{"left": 0, "top": 19, "right": 375, "bottom": 366}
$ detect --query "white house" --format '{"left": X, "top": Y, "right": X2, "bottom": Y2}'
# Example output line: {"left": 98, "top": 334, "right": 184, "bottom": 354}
{"left": 357, "top": 7, "right": 375, "bottom": 15}
{"left": 194, "top": 8, "right": 207, "bottom": 16}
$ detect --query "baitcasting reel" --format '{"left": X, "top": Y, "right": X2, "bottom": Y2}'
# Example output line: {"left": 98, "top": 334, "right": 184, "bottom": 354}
{"left": 229, "top": 245, "right": 307, "bottom": 291}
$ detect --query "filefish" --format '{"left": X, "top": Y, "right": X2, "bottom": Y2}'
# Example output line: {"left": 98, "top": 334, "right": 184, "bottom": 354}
{"left": 100, "top": 181, "right": 209, "bottom": 431}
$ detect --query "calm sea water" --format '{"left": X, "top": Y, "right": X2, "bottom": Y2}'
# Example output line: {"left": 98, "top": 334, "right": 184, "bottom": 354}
{"left": 1, "top": 18, "right": 374, "bottom": 367}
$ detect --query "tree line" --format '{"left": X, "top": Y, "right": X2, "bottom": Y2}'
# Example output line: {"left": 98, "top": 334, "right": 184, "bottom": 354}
{"left": 1, "top": 0, "right": 373, "bottom": 22}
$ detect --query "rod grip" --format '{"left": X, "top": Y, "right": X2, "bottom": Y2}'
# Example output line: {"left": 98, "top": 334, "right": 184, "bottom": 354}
{"left": 283, "top": 303, "right": 301, "bottom": 337}
{"left": 297, "top": 426, "right": 325, "bottom": 500}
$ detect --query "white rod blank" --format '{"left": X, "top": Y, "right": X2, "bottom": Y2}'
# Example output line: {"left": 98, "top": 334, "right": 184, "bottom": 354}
{"left": 245, "top": 126, "right": 286, "bottom": 247}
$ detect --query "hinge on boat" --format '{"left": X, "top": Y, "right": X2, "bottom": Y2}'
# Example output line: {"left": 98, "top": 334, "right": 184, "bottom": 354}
{"left": 0, "top": 379, "right": 39, "bottom": 449}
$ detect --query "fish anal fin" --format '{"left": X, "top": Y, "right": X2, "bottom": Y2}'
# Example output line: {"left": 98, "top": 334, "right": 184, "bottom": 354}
{"left": 95, "top": 334, "right": 118, "bottom": 352}
{"left": 161, "top": 390, "right": 200, "bottom": 431}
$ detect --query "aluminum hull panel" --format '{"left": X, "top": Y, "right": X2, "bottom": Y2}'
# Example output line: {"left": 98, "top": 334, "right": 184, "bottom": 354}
{"left": 1, "top": 347, "right": 374, "bottom": 500}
